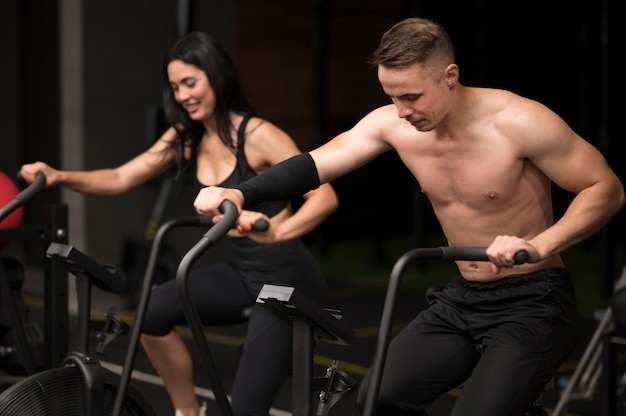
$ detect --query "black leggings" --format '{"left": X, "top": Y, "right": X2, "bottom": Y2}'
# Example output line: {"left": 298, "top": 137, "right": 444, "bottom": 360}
{"left": 357, "top": 267, "right": 579, "bottom": 416}
{"left": 142, "top": 238, "right": 327, "bottom": 416}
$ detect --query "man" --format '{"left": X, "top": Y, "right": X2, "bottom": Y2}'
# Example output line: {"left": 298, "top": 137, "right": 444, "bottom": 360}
{"left": 193, "top": 17, "right": 624, "bottom": 416}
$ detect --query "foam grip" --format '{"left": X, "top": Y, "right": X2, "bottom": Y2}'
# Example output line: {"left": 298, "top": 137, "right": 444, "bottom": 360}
{"left": 251, "top": 219, "right": 269, "bottom": 231}
{"left": 514, "top": 250, "right": 529, "bottom": 264}
{"left": 0, "top": 172, "right": 24, "bottom": 228}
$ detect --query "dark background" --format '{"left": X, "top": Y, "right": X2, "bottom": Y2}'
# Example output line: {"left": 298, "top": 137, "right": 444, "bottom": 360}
{"left": 1, "top": 0, "right": 624, "bottom": 285}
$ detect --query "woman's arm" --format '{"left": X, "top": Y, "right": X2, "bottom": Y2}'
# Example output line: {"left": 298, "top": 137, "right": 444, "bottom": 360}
{"left": 20, "top": 128, "right": 179, "bottom": 196}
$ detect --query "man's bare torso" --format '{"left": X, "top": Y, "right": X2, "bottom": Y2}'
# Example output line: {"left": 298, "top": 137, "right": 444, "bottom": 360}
{"left": 387, "top": 96, "right": 564, "bottom": 281}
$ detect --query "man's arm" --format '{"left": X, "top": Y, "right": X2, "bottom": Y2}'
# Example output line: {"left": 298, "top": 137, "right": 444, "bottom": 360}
{"left": 192, "top": 153, "right": 320, "bottom": 222}
{"left": 194, "top": 105, "right": 395, "bottom": 219}
{"left": 490, "top": 98, "right": 625, "bottom": 268}
{"left": 233, "top": 152, "right": 321, "bottom": 206}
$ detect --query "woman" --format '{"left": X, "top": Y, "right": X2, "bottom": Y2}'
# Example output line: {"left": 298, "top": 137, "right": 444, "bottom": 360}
{"left": 20, "top": 32, "right": 338, "bottom": 416}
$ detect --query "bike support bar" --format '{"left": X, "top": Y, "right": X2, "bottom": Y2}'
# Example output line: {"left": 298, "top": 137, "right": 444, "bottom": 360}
{"left": 111, "top": 215, "right": 213, "bottom": 416}
{"left": 175, "top": 201, "right": 239, "bottom": 416}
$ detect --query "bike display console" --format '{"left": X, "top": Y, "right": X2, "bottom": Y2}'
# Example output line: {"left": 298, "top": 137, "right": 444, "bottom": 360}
{"left": 257, "top": 284, "right": 354, "bottom": 346}
{"left": 46, "top": 243, "right": 126, "bottom": 295}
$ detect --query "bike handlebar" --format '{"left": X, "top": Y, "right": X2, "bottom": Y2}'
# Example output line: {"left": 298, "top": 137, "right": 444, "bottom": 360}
{"left": 248, "top": 219, "right": 269, "bottom": 231}
{"left": 219, "top": 199, "right": 269, "bottom": 231}
{"left": 438, "top": 246, "right": 528, "bottom": 264}
{"left": 173, "top": 199, "right": 267, "bottom": 416}
{"left": 0, "top": 171, "right": 46, "bottom": 223}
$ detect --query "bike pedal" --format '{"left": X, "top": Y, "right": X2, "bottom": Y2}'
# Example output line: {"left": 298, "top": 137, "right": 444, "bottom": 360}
{"left": 95, "top": 308, "right": 130, "bottom": 354}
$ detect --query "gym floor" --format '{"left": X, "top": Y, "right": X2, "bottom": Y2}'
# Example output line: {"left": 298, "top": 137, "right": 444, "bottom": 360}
{"left": 3, "top": 247, "right": 626, "bottom": 416}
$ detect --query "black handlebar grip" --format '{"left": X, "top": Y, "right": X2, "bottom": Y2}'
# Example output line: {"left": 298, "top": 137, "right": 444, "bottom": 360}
{"left": 0, "top": 171, "right": 47, "bottom": 222}
{"left": 219, "top": 200, "right": 269, "bottom": 232}
{"left": 514, "top": 250, "right": 529, "bottom": 264}
{"left": 251, "top": 219, "right": 269, "bottom": 232}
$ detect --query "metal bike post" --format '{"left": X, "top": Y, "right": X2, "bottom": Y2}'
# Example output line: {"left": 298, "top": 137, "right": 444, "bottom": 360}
{"left": 44, "top": 203, "right": 70, "bottom": 368}
{"left": 111, "top": 216, "right": 212, "bottom": 416}
{"left": 176, "top": 202, "right": 239, "bottom": 416}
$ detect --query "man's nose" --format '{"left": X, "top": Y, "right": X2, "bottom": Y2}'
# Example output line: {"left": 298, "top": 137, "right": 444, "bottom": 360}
{"left": 396, "top": 103, "right": 412, "bottom": 118}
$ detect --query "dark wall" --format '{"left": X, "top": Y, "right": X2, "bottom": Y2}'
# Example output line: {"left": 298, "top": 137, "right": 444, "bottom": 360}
{"left": 81, "top": 0, "right": 182, "bottom": 263}
{"left": 0, "top": 1, "right": 61, "bottom": 262}
{"left": 2, "top": 0, "right": 623, "bottom": 269}
{"left": 234, "top": 0, "right": 625, "bottom": 249}
{"left": 0, "top": 0, "right": 21, "bottom": 177}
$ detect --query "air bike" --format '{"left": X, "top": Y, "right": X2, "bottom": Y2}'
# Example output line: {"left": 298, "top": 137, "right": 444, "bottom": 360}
{"left": 0, "top": 171, "right": 47, "bottom": 379}
{"left": 0, "top": 171, "right": 214, "bottom": 415}
{"left": 0, "top": 184, "right": 355, "bottom": 415}
{"left": 175, "top": 200, "right": 357, "bottom": 416}
{"left": 357, "top": 246, "right": 549, "bottom": 416}
{"left": 0, "top": 171, "right": 156, "bottom": 415}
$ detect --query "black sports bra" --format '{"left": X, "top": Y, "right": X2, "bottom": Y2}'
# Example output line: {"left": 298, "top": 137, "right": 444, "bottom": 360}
{"left": 194, "top": 115, "right": 287, "bottom": 218}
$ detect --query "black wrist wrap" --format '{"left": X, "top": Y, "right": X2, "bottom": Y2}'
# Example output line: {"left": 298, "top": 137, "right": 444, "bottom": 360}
{"left": 232, "top": 152, "right": 321, "bottom": 207}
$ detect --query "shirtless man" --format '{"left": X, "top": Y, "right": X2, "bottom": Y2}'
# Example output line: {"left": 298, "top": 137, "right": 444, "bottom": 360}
{"left": 192, "top": 18, "right": 624, "bottom": 416}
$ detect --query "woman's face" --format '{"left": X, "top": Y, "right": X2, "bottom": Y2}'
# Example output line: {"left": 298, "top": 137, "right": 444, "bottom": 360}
{"left": 167, "top": 59, "right": 216, "bottom": 122}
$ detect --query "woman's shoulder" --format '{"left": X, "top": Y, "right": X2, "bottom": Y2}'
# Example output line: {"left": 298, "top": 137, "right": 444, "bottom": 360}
{"left": 233, "top": 114, "right": 300, "bottom": 166}
{"left": 239, "top": 115, "right": 294, "bottom": 147}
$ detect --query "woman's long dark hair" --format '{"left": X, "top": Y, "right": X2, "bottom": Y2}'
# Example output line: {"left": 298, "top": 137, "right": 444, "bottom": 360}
{"left": 162, "top": 32, "right": 258, "bottom": 176}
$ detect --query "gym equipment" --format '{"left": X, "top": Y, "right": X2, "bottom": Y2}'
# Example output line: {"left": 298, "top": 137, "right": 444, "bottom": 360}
{"left": 256, "top": 283, "right": 356, "bottom": 416}
{"left": 110, "top": 210, "right": 267, "bottom": 416}
{"left": 0, "top": 172, "right": 155, "bottom": 415}
{"left": 0, "top": 257, "right": 45, "bottom": 375}
{"left": 0, "top": 236, "right": 156, "bottom": 415}
{"left": 120, "top": 171, "right": 186, "bottom": 307}
{"left": 176, "top": 200, "right": 355, "bottom": 416}
{"left": 603, "top": 334, "right": 626, "bottom": 416}
{"left": 2, "top": 201, "right": 270, "bottom": 415}
{"left": 0, "top": 172, "right": 70, "bottom": 372}
{"left": 360, "top": 247, "right": 540, "bottom": 416}
{"left": 1, "top": 191, "right": 352, "bottom": 414}
{"left": 5, "top": 212, "right": 232, "bottom": 415}
{"left": 611, "top": 266, "right": 626, "bottom": 336}
{"left": 0, "top": 172, "right": 47, "bottom": 377}
{"left": 552, "top": 265, "right": 626, "bottom": 416}
{"left": 111, "top": 214, "right": 216, "bottom": 416}
{"left": 0, "top": 171, "right": 24, "bottom": 250}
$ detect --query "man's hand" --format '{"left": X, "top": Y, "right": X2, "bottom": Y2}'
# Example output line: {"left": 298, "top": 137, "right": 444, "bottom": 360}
{"left": 486, "top": 235, "right": 538, "bottom": 274}
{"left": 193, "top": 186, "right": 245, "bottom": 223}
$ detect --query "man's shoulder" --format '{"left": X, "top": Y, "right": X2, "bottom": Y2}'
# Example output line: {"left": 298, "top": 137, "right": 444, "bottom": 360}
{"left": 359, "top": 103, "right": 401, "bottom": 126}
{"left": 472, "top": 87, "right": 538, "bottom": 117}
{"left": 473, "top": 86, "right": 520, "bottom": 101}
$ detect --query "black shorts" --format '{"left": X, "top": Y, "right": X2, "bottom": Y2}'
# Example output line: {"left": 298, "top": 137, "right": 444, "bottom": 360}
{"left": 358, "top": 267, "right": 580, "bottom": 416}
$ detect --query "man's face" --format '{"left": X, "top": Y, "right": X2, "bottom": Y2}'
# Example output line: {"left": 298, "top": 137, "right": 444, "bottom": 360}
{"left": 378, "top": 62, "right": 450, "bottom": 132}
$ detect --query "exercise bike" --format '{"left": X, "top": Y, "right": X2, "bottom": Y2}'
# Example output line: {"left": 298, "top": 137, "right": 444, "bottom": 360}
{"left": 359, "top": 247, "right": 550, "bottom": 416}
{"left": 0, "top": 185, "right": 356, "bottom": 415}
{"left": 0, "top": 178, "right": 251, "bottom": 415}
{"left": 0, "top": 172, "right": 155, "bottom": 415}
{"left": 175, "top": 200, "right": 357, "bottom": 416}
{"left": 0, "top": 172, "right": 46, "bottom": 379}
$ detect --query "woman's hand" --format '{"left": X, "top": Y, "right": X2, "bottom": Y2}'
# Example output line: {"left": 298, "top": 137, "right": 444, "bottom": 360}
{"left": 232, "top": 210, "right": 276, "bottom": 243}
{"left": 20, "top": 162, "right": 57, "bottom": 186}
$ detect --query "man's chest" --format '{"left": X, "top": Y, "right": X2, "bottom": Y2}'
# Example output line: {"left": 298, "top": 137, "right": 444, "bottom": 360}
{"left": 397, "top": 140, "right": 525, "bottom": 209}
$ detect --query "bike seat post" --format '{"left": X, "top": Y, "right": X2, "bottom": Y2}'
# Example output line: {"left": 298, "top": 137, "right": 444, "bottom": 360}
{"left": 75, "top": 271, "right": 92, "bottom": 354}
{"left": 292, "top": 318, "right": 314, "bottom": 416}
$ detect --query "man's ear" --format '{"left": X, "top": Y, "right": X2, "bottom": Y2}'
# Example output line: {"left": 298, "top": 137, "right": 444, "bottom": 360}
{"left": 445, "top": 64, "right": 459, "bottom": 88}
